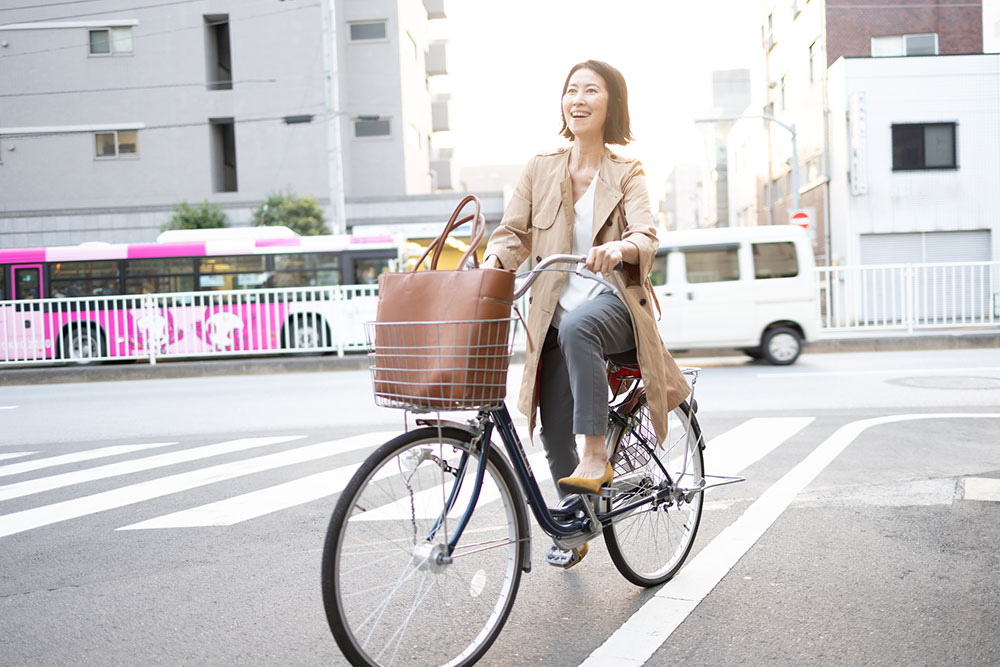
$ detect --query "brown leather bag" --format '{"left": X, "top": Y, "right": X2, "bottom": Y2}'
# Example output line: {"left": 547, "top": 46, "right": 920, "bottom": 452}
{"left": 371, "top": 195, "right": 515, "bottom": 410}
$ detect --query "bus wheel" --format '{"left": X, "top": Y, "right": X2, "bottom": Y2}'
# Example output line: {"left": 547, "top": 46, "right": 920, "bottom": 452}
{"left": 61, "top": 325, "right": 107, "bottom": 364}
{"left": 283, "top": 314, "right": 329, "bottom": 350}
{"left": 761, "top": 327, "right": 802, "bottom": 365}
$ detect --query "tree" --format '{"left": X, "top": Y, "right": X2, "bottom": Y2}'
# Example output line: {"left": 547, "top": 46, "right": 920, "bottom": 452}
{"left": 162, "top": 200, "right": 228, "bottom": 231}
{"left": 252, "top": 190, "right": 329, "bottom": 236}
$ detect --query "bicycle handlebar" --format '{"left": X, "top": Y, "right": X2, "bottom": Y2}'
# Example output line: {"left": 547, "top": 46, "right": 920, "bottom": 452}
{"left": 512, "top": 254, "right": 621, "bottom": 300}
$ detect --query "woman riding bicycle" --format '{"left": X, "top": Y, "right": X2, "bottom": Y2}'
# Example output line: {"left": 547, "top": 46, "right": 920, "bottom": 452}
{"left": 482, "top": 59, "right": 691, "bottom": 566}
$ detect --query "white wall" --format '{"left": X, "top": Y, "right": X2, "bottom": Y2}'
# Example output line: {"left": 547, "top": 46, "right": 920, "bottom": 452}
{"left": 827, "top": 54, "right": 1000, "bottom": 266}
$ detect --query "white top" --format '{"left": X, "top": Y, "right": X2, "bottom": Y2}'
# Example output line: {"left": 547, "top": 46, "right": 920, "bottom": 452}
{"left": 552, "top": 172, "right": 610, "bottom": 327}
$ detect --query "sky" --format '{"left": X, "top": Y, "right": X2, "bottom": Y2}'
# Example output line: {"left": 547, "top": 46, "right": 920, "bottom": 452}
{"left": 431, "top": 0, "right": 763, "bottom": 203}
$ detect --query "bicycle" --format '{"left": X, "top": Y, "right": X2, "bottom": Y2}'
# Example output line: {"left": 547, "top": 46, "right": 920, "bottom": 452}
{"left": 321, "top": 255, "right": 734, "bottom": 667}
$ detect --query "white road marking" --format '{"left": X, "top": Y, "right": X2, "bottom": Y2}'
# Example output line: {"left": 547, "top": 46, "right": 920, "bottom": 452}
{"left": 580, "top": 412, "right": 1000, "bottom": 667}
{"left": 0, "top": 443, "right": 177, "bottom": 478}
{"left": 0, "top": 436, "right": 386, "bottom": 537}
{"left": 0, "top": 452, "right": 36, "bottom": 463}
{"left": 963, "top": 477, "right": 1000, "bottom": 501}
{"left": 118, "top": 432, "right": 398, "bottom": 529}
{"left": 0, "top": 406, "right": 19, "bottom": 410}
{"left": 757, "top": 366, "right": 1000, "bottom": 379}
{"left": 0, "top": 436, "right": 304, "bottom": 502}
{"left": 703, "top": 417, "right": 814, "bottom": 477}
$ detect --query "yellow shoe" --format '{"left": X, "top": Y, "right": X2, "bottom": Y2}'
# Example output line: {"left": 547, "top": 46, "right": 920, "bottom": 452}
{"left": 557, "top": 461, "right": 614, "bottom": 496}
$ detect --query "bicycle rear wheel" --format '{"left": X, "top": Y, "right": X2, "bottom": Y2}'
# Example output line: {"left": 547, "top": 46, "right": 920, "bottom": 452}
{"left": 321, "top": 427, "right": 528, "bottom": 667}
{"left": 603, "top": 394, "right": 704, "bottom": 587}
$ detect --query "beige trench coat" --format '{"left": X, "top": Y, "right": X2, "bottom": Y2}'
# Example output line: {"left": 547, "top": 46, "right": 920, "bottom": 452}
{"left": 484, "top": 146, "right": 691, "bottom": 445}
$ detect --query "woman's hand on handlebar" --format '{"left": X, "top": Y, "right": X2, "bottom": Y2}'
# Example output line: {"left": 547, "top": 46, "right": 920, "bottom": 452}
{"left": 586, "top": 241, "right": 628, "bottom": 275}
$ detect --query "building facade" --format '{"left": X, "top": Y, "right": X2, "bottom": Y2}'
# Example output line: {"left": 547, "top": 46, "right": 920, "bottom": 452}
{"left": 0, "top": 0, "right": 459, "bottom": 248}
{"left": 720, "top": 0, "right": 985, "bottom": 265}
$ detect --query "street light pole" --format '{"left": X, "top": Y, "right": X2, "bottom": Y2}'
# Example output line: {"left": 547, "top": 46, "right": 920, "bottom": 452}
{"left": 696, "top": 114, "right": 800, "bottom": 213}
{"left": 320, "top": 0, "right": 347, "bottom": 235}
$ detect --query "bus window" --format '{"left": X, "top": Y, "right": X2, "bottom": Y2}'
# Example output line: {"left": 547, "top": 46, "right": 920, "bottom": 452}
{"left": 272, "top": 253, "right": 341, "bottom": 287}
{"left": 0, "top": 269, "right": 6, "bottom": 300}
{"left": 49, "top": 261, "right": 121, "bottom": 297}
{"left": 198, "top": 255, "right": 268, "bottom": 291}
{"left": 352, "top": 257, "right": 390, "bottom": 285}
{"left": 683, "top": 247, "right": 739, "bottom": 283}
{"left": 124, "top": 257, "right": 196, "bottom": 294}
{"left": 752, "top": 242, "right": 798, "bottom": 279}
{"left": 15, "top": 268, "right": 41, "bottom": 299}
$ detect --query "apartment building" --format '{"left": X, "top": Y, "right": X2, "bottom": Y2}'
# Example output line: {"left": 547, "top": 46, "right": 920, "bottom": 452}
{"left": 720, "top": 0, "right": 985, "bottom": 265}
{"left": 0, "top": 0, "right": 456, "bottom": 248}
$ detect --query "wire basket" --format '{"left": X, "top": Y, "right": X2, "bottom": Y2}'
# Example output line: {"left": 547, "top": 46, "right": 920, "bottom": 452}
{"left": 365, "top": 318, "right": 515, "bottom": 411}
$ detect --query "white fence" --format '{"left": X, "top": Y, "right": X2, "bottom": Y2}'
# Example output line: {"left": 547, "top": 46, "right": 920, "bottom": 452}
{"left": 0, "top": 284, "right": 379, "bottom": 366}
{"left": 817, "top": 261, "right": 1000, "bottom": 333}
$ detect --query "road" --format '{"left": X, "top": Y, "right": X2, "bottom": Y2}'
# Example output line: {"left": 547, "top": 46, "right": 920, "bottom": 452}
{"left": 1, "top": 348, "right": 998, "bottom": 666}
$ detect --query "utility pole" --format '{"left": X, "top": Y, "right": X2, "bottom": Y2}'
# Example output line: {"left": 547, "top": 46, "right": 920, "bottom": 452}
{"left": 320, "top": 0, "right": 347, "bottom": 234}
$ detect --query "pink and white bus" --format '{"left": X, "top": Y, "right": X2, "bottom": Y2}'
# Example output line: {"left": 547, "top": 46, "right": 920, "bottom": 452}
{"left": 0, "top": 227, "right": 402, "bottom": 365}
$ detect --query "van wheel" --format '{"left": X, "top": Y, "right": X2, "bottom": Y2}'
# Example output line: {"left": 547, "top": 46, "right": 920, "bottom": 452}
{"left": 762, "top": 327, "right": 802, "bottom": 365}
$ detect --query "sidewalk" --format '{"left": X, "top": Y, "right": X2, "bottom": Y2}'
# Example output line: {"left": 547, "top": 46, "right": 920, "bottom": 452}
{"left": 1, "top": 329, "right": 997, "bottom": 387}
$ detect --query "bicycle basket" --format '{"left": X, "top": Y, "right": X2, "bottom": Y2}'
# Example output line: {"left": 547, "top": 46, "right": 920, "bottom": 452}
{"left": 365, "top": 318, "right": 514, "bottom": 411}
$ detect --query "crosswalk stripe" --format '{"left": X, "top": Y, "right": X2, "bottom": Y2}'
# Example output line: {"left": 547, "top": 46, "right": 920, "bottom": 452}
{"left": 0, "top": 443, "right": 178, "bottom": 479}
{"left": 704, "top": 417, "right": 815, "bottom": 476}
{"left": 0, "top": 453, "right": 36, "bottom": 463}
{"left": 118, "top": 432, "right": 399, "bottom": 529}
{"left": 0, "top": 436, "right": 304, "bottom": 502}
{"left": 0, "top": 436, "right": 379, "bottom": 537}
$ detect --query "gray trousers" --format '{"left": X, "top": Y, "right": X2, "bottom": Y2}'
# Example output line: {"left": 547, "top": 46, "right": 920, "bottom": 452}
{"left": 538, "top": 292, "right": 635, "bottom": 490}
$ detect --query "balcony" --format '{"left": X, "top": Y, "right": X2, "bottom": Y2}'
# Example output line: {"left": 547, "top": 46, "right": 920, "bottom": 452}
{"left": 426, "top": 40, "right": 447, "bottom": 76}
{"left": 423, "top": 0, "right": 447, "bottom": 20}
{"left": 432, "top": 96, "right": 450, "bottom": 132}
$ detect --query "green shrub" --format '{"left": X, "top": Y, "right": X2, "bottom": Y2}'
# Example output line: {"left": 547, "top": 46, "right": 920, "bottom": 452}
{"left": 162, "top": 200, "right": 228, "bottom": 231}
{"left": 252, "top": 190, "right": 329, "bottom": 236}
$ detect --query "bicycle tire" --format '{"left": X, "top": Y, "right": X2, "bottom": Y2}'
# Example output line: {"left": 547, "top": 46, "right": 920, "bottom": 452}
{"left": 321, "top": 427, "right": 528, "bottom": 667}
{"left": 603, "top": 394, "right": 705, "bottom": 587}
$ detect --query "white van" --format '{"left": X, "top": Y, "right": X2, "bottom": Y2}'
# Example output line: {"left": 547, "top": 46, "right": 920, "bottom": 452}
{"left": 650, "top": 225, "right": 819, "bottom": 364}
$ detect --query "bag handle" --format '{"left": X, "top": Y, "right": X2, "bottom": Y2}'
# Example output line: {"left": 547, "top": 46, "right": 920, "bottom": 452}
{"left": 413, "top": 195, "right": 487, "bottom": 272}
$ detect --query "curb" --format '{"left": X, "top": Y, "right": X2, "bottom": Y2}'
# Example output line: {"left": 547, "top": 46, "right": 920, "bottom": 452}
{"left": 1, "top": 331, "right": 998, "bottom": 387}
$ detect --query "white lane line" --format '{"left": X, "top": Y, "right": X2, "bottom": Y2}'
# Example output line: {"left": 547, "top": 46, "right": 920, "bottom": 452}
{"left": 580, "top": 412, "right": 1000, "bottom": 667}
{"left": 0, "top": 406, "right": 19, "bottom": 410}
{"left": 0, "top": 443, "right": 177, "bottom": 478}
{"left": 0, "top": 436, "right": 304, "bottom": 502}
{"left": 118, "top": 432, "right": 398, "bottom": 529}
{"left": 703, "top": 418, "right": 814, "bottom": 477}
{"left": 757, "top": 366, "right": 1000, "bottom": 379}
{"left": 0, "top": 436, "right": 389, "bottom": 537}
{"left": 963, "top": 477, "right": 1000, "bottom": 501}
{"left": 0, "top": 453, "right": 36, "bottom": 463}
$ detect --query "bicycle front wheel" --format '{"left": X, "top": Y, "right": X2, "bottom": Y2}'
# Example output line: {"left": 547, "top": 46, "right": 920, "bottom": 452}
{"left": 604, "top": 395, "right": 704, "bottom": 587}
{"left": 321, "top": 427, "right": 528, "bottom": 667}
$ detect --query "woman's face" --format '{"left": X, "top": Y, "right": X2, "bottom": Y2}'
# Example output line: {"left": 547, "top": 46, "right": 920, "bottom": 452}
{"left": 562, "top": 67, "right": 608, "bottom": 142}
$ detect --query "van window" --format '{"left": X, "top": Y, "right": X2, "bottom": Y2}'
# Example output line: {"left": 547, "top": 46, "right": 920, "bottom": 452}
{"left": 684, "top": 247, "right": 739, "bottom": 283}
{"left": 650, "top": 253, "right": 668, "bottom": 286}
{"left": 752, "top": 242, "right": 798, "bottom": 279}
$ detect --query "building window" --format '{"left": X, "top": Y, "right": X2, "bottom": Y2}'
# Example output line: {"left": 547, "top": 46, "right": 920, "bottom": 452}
{"left": 891, "top": 123, "right": 957, "bottom": 171}
{"left": 354, "top": 118, "right": 391, "bottom": 138}
{"left": 210, "top": 118, "right": 238, "bottom": 191}
{"left": 872, "top": 33, "right": 938, "bottom": 57}
{"left": 349, "top": 21, "right": 387, "bottom": 41}
{"left": 88, "top": 27, "right": 133, "bottom": 55}
{"left": 205, "top": 15, "right": 232, "bottom": 90}
{"left": 94, "top": 130, "right": 138, "bottom": 159}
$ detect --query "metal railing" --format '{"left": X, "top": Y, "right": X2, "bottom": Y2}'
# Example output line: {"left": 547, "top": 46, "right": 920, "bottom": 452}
{"left": 0, "top": 284, "right": 379, "bottom": 366}
{"left": 817, "top": 261, "right": 1000, "bottom": 333}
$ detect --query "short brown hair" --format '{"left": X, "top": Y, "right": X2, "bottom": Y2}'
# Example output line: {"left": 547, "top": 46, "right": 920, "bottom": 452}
{"left": 559, "top": 60, "right": 633, "bottom": 146}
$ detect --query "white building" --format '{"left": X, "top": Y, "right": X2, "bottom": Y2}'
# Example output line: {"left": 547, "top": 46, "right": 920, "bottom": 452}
{"left": 827, "top": 54, "right": 999, "bottom": 267}
{"left": 0, "top": 0, "right": 461, "bottom": 248}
